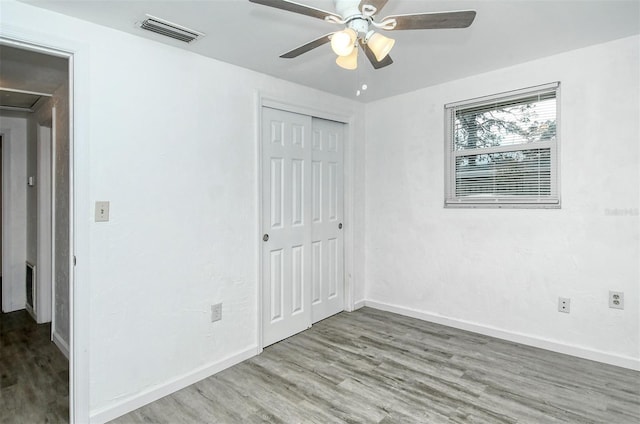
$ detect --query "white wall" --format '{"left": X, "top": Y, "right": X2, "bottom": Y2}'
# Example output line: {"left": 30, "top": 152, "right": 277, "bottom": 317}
{"left": 364, "top": 35, "right": 639, "bottom": 369}
{"left": 27, "top": 98, "right": 57, "bottom": 327}
{"left": 2, "top": 1, "right": 366, "bottom": 421}
{"left": 0, "top": 112, "right": 28, "bottom": 312}
{"left": 36, "top": 121, "right": 53, "bottom": 325}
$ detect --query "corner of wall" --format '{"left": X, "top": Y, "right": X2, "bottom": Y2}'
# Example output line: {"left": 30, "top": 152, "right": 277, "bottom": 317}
{"left": 53, "top": 329, "right": 70, "bottom": 359}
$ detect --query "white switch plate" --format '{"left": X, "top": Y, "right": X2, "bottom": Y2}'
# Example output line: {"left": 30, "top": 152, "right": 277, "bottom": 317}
{"left": 95, "top": 201, "right": 110, "bottom": 222}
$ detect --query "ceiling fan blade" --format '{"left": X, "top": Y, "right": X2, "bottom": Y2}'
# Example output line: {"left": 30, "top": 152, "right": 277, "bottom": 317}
{"left": 359, "top": 0, "right": 389, "bottom": 14}
{"left": 249, "top": 0, "right": 341, "bottom": 21}
{"left": 280, "top": 33, "right": 333, "bottom": 58}
{"left": 359, "top": 41, "right": 393, "bottom": 69}
{"left": 382, "top": 10, "right": 476, "bottom": 30}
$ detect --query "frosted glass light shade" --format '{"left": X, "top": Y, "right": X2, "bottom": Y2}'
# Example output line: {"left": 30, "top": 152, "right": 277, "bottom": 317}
{"left": 336, "top": 47, "right": 358, "bottom": 70}
{"left": 331, "top": 28, "right": 357, "bottom": 57}
{"left": 367, "top": 32, "right": 395, "bottom": 61}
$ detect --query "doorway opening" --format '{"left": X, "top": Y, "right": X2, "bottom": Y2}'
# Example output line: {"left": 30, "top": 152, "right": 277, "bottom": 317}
{"left": 0, "top": 41, "right": 72, "bottom": 423}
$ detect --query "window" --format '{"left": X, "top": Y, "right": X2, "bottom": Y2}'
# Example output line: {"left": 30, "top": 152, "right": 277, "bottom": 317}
{"left": 445, "top": 82, "right": 560, "bottom": 208}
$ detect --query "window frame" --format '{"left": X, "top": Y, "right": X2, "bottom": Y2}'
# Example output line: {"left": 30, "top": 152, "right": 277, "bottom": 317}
{"left": 444, "top": 82, "right": 561, "bottom": 209}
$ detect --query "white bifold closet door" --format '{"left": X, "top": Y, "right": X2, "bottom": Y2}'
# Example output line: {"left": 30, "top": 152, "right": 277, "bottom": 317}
{"left": 262, "top": 107, "right": 344, "bottom": 347}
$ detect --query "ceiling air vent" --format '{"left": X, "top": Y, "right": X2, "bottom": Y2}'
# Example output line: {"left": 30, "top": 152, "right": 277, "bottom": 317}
{"left": 138, "top": 15, "right": 204, "bottom": 43}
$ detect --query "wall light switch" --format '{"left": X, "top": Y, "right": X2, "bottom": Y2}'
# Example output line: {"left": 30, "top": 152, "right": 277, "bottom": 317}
{"left": 95, "top": 201, "right": 110, "bottom": 222}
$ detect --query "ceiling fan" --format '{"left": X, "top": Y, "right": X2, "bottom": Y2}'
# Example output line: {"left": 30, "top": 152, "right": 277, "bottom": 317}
{"left": 249, "top": 0, "right": 476, "bottom": 70}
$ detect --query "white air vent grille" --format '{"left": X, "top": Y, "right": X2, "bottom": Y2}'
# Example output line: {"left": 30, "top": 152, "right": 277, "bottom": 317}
{"left": 138, "top": 15, "right": 204, "bottom": 43}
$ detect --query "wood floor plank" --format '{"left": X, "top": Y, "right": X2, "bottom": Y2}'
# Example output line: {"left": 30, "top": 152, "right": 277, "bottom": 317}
{"left": 0, "top": 309, "right": 69, "bottom": 424}
{"left": 112, "top": 307, "right": 640, "bottom": 423}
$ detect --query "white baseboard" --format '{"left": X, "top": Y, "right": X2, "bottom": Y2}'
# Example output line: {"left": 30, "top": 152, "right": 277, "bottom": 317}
{"left": 52, "top": 330, "right": 69, "bottom": 360}
{"left": 4, "top": 303, "right": 24, "bottom": 313}
{"left": 363, "top": 299, "right": 640, "bottom": 371}
{"left": 353, "top": 299, "right": 366, "bottom": 310}
{"left": 89, "top": 346, "right": 259, "bottom": 424}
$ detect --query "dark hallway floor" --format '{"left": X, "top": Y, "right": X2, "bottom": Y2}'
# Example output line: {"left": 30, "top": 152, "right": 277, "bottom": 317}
{"left": 0, "top": 296, "right": 68, "bottom": 423}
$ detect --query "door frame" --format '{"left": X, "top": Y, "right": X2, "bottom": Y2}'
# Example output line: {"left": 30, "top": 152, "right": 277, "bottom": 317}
{"left": 0, "top": 31, "right": 90, "bottom": 423}
{"left": 37, "top": 114, "right": 53, "bottom": 326}
{"left": 255, "top": 94, "right": 357, "bottom": 351}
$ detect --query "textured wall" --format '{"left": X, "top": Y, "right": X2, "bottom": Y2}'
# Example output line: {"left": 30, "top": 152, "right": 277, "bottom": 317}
{"left": 364, "top": 36, "right": 639, "bottom": 365}
{"left": 28, "top": 81, "right": 70, "bottom": 336}
{"left": 51, "top": 80, "right": 70, "bottom": 345}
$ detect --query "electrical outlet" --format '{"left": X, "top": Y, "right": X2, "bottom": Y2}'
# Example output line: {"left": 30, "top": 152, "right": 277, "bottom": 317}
{"left": 211, "top": 303, "right": 222, "bottom": 322}
{"left": 609, "top": 291, "right": 624, "bottom": 310}
{"left": 558, "top": 297, "right": 570, "bottom": 313}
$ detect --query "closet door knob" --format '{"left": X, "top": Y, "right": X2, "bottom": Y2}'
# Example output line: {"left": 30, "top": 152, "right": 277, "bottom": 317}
{"left": 263, "top": 234, "right": 269, "bottom": 242}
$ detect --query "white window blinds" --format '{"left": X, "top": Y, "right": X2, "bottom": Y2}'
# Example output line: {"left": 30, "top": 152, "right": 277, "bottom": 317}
{"left": 445, "top": 83, "right": 560, "bottom": 208}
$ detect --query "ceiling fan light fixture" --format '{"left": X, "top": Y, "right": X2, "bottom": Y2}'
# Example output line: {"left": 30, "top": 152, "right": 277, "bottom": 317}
{"left": 367, "top": 31, "right": 395, "bottom": 61}
{"left": 336, "top": 47, "right": 358, "bottom": 70}
{"left": 331, "top": 28, "right": 357, "bottom": 56}
{"left": 250, "top": 0, "right": 477, "bottom": 72}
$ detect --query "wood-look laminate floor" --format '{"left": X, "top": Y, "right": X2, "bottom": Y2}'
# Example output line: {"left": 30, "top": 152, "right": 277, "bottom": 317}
{"left": 113, "top": 307, "right": 640, "bottom": 423}
{"left": 0, "top": 308, "right": 69, "bottom": 424}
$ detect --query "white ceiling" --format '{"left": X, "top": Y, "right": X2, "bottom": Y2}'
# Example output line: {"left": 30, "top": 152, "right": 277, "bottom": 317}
{"left": 16, "top": 0, "right": 640, "bottom": 101}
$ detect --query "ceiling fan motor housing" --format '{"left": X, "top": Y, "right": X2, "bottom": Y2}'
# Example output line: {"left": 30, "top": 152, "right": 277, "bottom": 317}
{"left": 334, "top": 1, "right": 386, "bottom": 42}
{"left": 334, "top": 0, "right": 363, "bottom": 18}
{"left": 346, "top": 16, "right": 370, "bottom": 38}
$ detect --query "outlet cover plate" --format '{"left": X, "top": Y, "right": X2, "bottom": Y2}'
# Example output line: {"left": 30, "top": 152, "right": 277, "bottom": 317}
{"left": 558, "top": 297, "right": 570, "bottom": 313}
{"left": 609, "top": 291, "right": 624, "bottom": 310}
